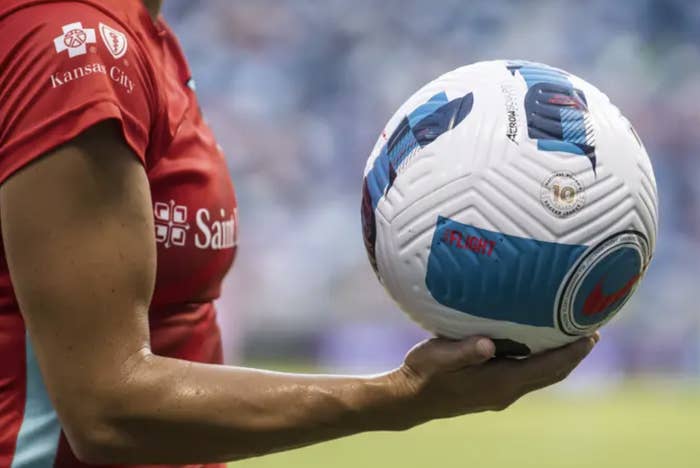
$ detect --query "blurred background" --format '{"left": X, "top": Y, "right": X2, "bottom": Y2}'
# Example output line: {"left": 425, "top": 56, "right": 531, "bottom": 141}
{"left": 162, "top": 0, "right": 699, "bottom": 466}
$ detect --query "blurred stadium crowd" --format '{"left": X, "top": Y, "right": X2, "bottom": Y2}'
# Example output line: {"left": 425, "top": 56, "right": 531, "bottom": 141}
{"left": 162, "top": 0, "right": 700, "bottom": 377}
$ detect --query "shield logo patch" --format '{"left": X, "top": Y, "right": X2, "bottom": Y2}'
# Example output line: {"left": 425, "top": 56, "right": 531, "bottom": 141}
{"left": 99, "top": 22, "right": 128, "bottom": 59}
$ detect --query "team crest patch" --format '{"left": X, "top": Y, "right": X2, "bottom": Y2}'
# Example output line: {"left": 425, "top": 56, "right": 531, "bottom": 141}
{"left": 54, "top": 22, "right": 96, "bottom": 58}
{"left": 99, "top": 23, "right": 128, "bottom": 59}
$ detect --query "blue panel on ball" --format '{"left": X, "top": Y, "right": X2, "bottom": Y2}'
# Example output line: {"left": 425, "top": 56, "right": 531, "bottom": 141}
{"left": 364, "top": 91, "right": 474, "bottom": 210}
{"left": 425, "top": 216, "right": 587, "bottom": 327}
{"left": 507, "top": 61, "right": 597, "bottom": 172}
{"left": 412, "top": 93, "right": 474, "bottom": 147}
{"left": 407, "top": 92, "right": 448, "bottom": 127}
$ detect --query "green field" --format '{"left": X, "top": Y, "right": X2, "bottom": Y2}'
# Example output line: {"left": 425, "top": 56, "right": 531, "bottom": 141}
{"left": 235, "top": 379, "right": 699, "bottom": 468}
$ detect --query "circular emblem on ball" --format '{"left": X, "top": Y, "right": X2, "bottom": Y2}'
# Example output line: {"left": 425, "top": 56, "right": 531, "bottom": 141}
{"left": 540, "top": 171, "right": 585, "bottom": 217}
{"left": 556, "top": 231, "right": 650, "bottom": 336}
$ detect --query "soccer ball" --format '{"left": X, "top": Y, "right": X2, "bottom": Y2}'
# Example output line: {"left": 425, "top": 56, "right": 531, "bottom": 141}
{"left": 361, "top": 60, "right": 657, "bottom": 356}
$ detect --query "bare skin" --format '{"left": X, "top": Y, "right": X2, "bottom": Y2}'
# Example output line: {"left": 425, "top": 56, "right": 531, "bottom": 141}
{"left": 0, "top": 117, "right": 597, "bottom": 464}
{"left": 142, "top": 0, "right": 162, "bottom": 20}
{"left": 0, "top": 6, "right": 597, "bottom": 464}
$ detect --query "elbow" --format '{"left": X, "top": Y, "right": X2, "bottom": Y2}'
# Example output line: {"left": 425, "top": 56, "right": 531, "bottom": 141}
{"left": 58, "top": 350, "right": 155, "bottom": 463}
{"left": 64, "top": 420, "right": 129, "bottom": 464}
{"left": 58, "top": 384, "right": 147, "bottom": 463}
{"left": 60, "top": 394, "right": 140, "bottom": 465}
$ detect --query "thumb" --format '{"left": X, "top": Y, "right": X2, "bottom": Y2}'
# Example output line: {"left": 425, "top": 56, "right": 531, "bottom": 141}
{"left": 414, "top": 336, "right": 496, "bottom": 372}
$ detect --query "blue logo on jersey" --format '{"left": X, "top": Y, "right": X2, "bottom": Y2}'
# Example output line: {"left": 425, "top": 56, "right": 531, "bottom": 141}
{"left": 507, "top": 61, "right": 597, "bottom": 173}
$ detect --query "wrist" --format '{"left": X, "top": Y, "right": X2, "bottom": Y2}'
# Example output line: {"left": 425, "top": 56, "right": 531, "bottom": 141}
{"left": 355, "top": 368, "right": 424, "bottom": 432}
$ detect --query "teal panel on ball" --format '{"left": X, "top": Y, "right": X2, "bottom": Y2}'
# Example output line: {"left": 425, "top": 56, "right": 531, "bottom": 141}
{"left": 425, "top": 216, "right": 587, "bottom": 327}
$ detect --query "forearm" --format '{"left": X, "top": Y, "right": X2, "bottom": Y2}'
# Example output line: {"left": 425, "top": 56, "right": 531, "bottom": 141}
{"left": 86, "top": 351, "right": 411, "bottom": 464}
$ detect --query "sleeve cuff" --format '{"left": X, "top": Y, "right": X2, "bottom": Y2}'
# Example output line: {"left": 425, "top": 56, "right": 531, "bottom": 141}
{"left": 0, "top": 99, "right": 149, "bottom": 185}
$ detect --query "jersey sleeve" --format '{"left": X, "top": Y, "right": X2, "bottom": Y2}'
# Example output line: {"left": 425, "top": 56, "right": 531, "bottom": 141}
{"left": 0, "top": 2, "right": 157, "bottom": 184}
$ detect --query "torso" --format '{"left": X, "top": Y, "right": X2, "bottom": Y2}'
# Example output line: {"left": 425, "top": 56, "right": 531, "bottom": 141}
{"left": 0, "top": 1, "right": 236, "bottom": 466}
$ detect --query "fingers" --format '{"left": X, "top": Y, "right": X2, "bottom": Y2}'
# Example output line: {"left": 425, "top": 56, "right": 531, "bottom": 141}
{"left": 424, "top": 336, "right": 496, "bottom": 371}
{"left": 510, "top": 335, "right": 597, "bottom": 392}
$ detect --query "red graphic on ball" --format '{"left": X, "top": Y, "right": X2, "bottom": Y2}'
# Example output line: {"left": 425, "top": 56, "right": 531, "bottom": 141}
{"left": 582, "top": 274, "right": 641, "bottom": 316}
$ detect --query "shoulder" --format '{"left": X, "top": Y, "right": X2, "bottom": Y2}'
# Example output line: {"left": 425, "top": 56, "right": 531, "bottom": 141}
{"left": 0, "top": 0, "right": 149, "bottom": 27}
{"left": 0, "top": 0, "right": 161, "bottom": 183}
{"left": 0, "top": 0, "right": 156, "bottom": 77}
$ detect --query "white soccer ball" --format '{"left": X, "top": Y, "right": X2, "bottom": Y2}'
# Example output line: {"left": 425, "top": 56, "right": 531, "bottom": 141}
{"left": 361, "top": 60, "right": 658, "bottom": 356}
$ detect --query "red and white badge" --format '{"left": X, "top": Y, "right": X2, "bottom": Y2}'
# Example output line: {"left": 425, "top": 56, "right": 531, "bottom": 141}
{"left": 53, "top": 22, "right": 96, "bottom": 58}
{"left": 99, "top": 22, "right": 128, "bottom": 59}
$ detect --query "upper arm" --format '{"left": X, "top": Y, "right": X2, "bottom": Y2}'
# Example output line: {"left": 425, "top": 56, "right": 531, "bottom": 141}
{"left": 0, "top": 121, "right": 156, "bottom": 433}
{"left": 0, "top": 3, "right": 159, "bottom": 449}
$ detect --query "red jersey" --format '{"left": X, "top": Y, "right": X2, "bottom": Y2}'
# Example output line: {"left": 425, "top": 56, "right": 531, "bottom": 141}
{"left": 0, "top": 1, "right": 237, "bottom": 466}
